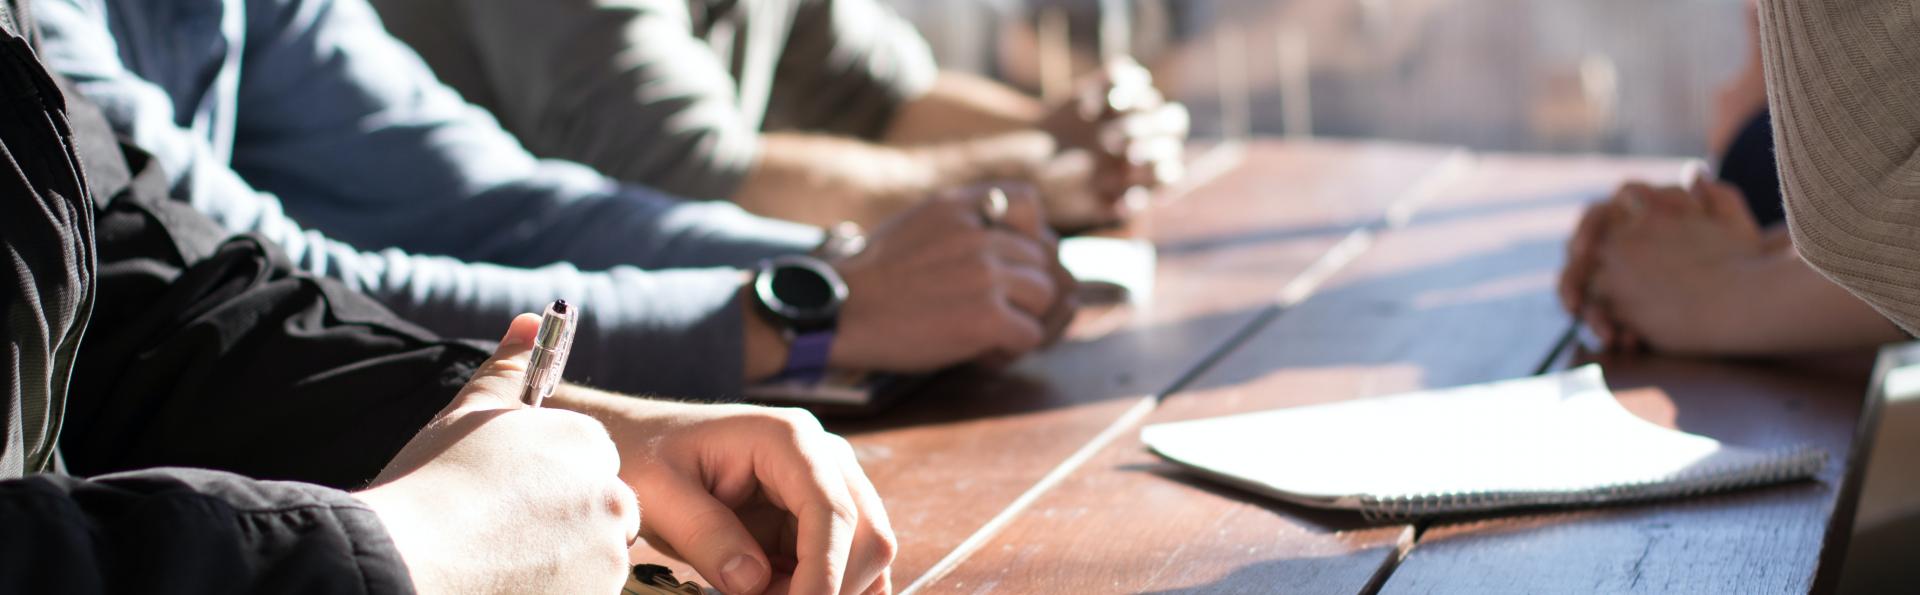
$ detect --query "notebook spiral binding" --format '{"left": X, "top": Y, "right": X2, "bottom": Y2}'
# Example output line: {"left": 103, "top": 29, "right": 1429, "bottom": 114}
{"left": 1354, "top": 444, "right": 1828, "bottom": 522}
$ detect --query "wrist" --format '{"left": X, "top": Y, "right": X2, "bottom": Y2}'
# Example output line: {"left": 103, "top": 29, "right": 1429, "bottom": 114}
{"left": 354, "top": 487, "right": 452, "bottom": 594}
{"left": 923, "top": 132, "right": 1054, "bottom": 186}
{"left": 1698, "top": 255, "right": 1777, "bottom": 351}
{"left": 740, "top": 277, "right": 790, "bottom": 383}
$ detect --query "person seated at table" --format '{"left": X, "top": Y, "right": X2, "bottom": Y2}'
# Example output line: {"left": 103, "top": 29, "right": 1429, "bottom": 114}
{"left": 1556, "top": 1, "right": 1904, "bottom": 356}
{"left": 1759, "top": 0, "right": 1920, "bottom": 337}
{"left": 365, "top": 0, "right": 1190, "bottom": 230}
{"left": 2, "top": 8, "right": 890, "bottom": 592}
{"left": 34, "top": 0, "right": 1076, "bottom": 402}
{"left": 1752, "top": 0, "right": 1920, "bottom": 588}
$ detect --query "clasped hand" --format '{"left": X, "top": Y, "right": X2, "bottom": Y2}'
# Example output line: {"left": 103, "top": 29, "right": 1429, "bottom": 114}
{"left": 1037, "top": 58, "right": 1190, "bottom": 229}
{"left": 1558, "top": 174, "right": 1772, "bottom": 353}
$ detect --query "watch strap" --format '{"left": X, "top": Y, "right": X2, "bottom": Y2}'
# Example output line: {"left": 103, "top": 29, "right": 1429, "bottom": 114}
{"left": 776, "top": 329, "right": 835, "bottom": 385}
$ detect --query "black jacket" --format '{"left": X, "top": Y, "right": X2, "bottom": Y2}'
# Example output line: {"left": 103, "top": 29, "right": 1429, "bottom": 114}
{"left": 0, "top": 1, "right": 488, "bottom": 591}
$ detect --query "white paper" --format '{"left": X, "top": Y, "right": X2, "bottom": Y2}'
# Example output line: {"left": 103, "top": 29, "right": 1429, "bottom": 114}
{"left": 1142, "top": 365, "right": 1822, "bottom": 515}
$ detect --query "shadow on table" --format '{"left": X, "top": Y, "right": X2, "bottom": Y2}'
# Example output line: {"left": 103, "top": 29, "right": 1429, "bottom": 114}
{"left": 1136, "top": 550, "right": 1399, "bottom": 595}
{"left": 834, "top": 186, "right": 1601, "bottom": 435}
{"left": 1162, "top": 233, "right": 1573, "bottom": 399}
{"left": 829, "top": 303, "right": 1276, "bottom": 435}
{"left": 1156, "top": 187, "right": 1597, "bottom": 258}
{"left": 1117, "top": 460, "right": 1394, "bottom": 531}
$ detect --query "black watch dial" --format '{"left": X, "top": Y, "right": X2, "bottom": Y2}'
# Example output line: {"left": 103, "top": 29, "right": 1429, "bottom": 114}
{"left": 755, "top": 255, "right": 847, "bottom": 331}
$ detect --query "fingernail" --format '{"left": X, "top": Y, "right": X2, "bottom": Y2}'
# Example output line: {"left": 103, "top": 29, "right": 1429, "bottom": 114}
{"left": 722, "top": 554, "right": 766, "bottom": 594}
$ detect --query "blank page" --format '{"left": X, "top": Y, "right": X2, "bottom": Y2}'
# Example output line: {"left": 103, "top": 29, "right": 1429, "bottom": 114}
{"left": 1142, "top": 365, "right": 1823, "bottom": 517}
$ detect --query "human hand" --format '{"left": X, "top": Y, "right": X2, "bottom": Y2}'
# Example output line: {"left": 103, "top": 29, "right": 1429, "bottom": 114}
{"left": 1566, "top": 176, "right": 1769, "bottom": 353}
{"left": 555, "top": 394, "right": 895, "bottom": 595}
{"left": 831, "top": 184, "right": 1078, "bottom": 372}
{"left": 1039, "top": 58, "right": 1190, "bottom": 228}
{"left": 355, "top": 314, "right": 639, "bottom": 595}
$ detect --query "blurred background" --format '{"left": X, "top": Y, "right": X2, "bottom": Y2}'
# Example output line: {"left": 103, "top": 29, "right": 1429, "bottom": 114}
{"left": 887, "top": 0, "right": 1749, "bottom": 158}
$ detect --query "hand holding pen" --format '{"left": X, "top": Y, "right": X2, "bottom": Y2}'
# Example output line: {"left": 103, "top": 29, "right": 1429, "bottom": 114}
{"left": 355, "top": 307, "right": 639, "bottom": 595}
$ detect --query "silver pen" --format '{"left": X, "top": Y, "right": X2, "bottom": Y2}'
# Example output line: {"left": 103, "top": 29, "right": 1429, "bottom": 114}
{"left": 519, "top": 299, "right": 577, "bottom": 407}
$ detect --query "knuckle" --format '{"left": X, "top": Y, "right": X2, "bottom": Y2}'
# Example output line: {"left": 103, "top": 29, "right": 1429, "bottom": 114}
{"left": 769, "top": 406, "right": 824, "bottom": 435}
{"left": 869, "top": 524, "right": 900, "bottom": 566}
{"left": 549, "top": 409, "right": 613, "bottom": 439}
{"left": 602, "top": 480, "right": 639, "bottom": 521}
{"left": 822, "top": 500, "right": 859, "bottom": 529}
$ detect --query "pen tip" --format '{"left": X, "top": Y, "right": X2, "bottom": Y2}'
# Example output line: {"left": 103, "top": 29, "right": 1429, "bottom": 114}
{"left": 552, "top": 299, "right": 569, "bottom": 314}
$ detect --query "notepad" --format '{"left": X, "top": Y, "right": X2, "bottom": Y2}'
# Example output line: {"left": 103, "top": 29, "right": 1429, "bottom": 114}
{"left": 1142, "top": 365, "right": 1826, "bottom": 520}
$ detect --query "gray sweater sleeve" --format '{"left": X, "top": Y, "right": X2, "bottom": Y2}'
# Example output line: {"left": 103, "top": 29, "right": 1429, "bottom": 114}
{"left": 373, "top": 0, "right": 936, "bottom": 201}
{"left": 763, "top": 0, "right": 939, "bottom": 138}
{"left": 1758, "top": 0, "right": 1920, "bottom": 334}
{"left": 426, "top": 0, "right": 763, "bottom": 200}
{"left": 34, "top": 0, "right": 823, "bottom": 397}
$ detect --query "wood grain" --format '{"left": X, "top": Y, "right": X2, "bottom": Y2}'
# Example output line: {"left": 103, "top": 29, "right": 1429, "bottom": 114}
{"left": 918, "top": 153, "right": 1692, "bottom": 593}
{"left": 839, "top": 141, "right": 1467, "bottom": 587}
{"left": 626, "top": 140, "right": 1465, "bottom": 586}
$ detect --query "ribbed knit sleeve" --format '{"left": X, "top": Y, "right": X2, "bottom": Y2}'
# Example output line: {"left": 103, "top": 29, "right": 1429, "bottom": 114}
{"left": 1759, "top": 0, "right": 1920, "bottom": 334}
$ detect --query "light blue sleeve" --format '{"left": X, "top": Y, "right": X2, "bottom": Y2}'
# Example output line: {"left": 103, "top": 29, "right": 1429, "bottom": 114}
{"left": 33, "top": 0, "right": 824, "bottom": 398}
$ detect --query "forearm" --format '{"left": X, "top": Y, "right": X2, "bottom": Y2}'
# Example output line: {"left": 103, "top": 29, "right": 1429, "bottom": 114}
{"left": 883, "top": 72, "right": 1048, "bottom": 145}
{"left": 1711, "top": 248, "right": 1907, "bottom": 354}
{"left": 735, "top": 131, "right": 1054, "bottom": 227}
{"left": 733, "top": 133, "right": 941, "bottom": 227}
{"left": 345, "top": 248, "right": 778, "bottom": 399}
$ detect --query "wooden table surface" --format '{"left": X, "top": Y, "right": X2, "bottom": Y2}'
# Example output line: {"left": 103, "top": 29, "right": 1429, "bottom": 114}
{"left": 637, "top": 140, "right": 1880, "bottom": 594}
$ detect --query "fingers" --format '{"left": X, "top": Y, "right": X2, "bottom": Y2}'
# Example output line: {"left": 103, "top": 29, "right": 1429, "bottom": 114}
{"left": 830, "top": 438, "right": 895, "bottom": 595}
{"left": 1561, "top": 201, "right": 1616, "bottom": 314}
{"left": 1096, "top": 105, "right": 1188, "bottom": 194}
{"left": 995, "top": 256, "right": 1058, "bottom": 320}
{"left": 610, "top": 479, "right": 643, "bottom": 548}
{"left": 1100, "top": 105, "right": 1190, "bottom": 156}
{"left": 1618, "top": 182, "right": 1696, "bottom": 218}
{"left": 452, "top": 312, "right": 544, "bottom": 412}
{"left": 639, "top": 474, "right": 774, "bottom": 595}
{"left": 985, "top": 228, "right": 1051, "bottom": 270}
{"left": 1581, "top": 303, "right": 1619, "bottom": 352}
{"left": 864, "top": 568, "right": 893, "bottom": 595}
{"left": 987, "top": 299, "right": 1048, "bottom": 356}
{"left": 775, "top": 440, "right": 861, "bottom": 595}
{"left": 1041, "top": 240, "right": 1080, "bottom": 343}
{"left": 988, "top": 184, "right": 1049, "bottom": 244}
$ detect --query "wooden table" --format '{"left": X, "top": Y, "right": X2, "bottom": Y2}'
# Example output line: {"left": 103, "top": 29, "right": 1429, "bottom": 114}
{"left": 644, "top": 140, "right": 1880, "bottom": 593}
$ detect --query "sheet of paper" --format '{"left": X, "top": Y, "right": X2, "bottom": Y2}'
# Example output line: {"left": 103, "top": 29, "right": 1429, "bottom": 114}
{"left": 1143, "top": 365, "right": 1821, "bottom": 513}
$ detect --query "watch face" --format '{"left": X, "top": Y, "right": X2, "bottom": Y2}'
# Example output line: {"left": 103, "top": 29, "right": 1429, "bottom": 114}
{"left": 772, "top": 265, "right": 835, "bottom": 311}
{"left": 757, "top": 256, "right": 847, "bottom": 329}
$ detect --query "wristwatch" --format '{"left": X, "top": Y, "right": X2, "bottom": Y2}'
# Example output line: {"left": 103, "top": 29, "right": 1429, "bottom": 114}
{"left": 751, "top": 254, "right": 848, "bottom": 384}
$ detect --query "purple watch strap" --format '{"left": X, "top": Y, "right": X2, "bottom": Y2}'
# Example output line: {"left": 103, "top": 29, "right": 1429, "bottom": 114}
{"left": 778, "top": 330, "right": 835, "bottom": 384}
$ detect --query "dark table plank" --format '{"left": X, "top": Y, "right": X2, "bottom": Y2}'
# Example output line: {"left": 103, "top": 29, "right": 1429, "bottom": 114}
{"left": 916, "top": 154, "right": 1691, "bottom": 593}
{"left": 625, "top": 140, "right": 1466, "bottom": 586}
{"left": 1380, "top": 352, "right": 1876, "bottom": 595}
{"left": 846, "top": 140, "right": 1469, "bottom": 589}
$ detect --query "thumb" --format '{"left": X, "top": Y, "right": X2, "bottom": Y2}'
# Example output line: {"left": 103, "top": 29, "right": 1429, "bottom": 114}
{"left": 453, "top": 312, "right": 543, "bottom": 411}
{"left": 642, "top": 477, "right": 772, "bottom": 595}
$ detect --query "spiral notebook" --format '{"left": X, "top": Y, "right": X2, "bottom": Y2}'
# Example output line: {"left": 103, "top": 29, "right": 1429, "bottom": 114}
{"left": 1142, "top": 365, "right": 1826, "bottom": 520}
